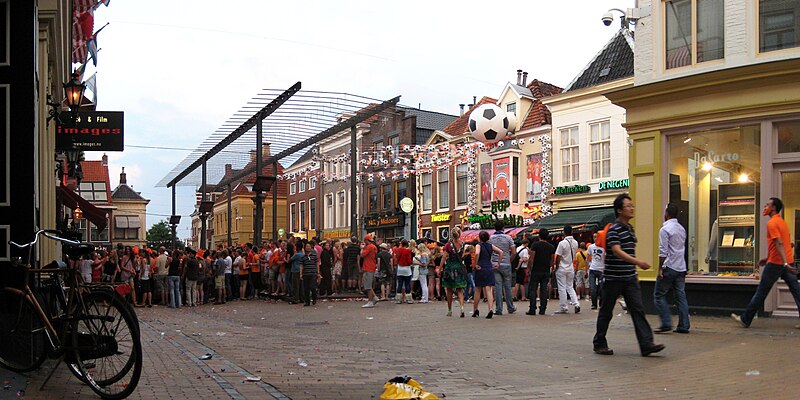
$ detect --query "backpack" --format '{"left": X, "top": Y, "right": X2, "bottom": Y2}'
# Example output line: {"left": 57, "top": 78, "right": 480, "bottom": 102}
{"left": 595, "top": 223, "right": 613, "bottom": 250}
{"left": 510, "top": 247, "right": 524, "bottom": 270}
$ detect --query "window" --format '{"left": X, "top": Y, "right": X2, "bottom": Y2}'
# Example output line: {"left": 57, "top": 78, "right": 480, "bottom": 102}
{"left": 456, "top": 164, "right": 469, "bottom": 206}
{"left": 91, "top": 222, "right": 109, "bottom": 241}
{"left": 113, "top": 216, "right": 139, "bottom": 240}
{"left": 438, "top": 226, "right": 451, "bottom": 242}
{"left": 397, "top": 180, "right": 407, "bottom": 207}
{"left": 337, "top": 191, "right": 346, "bottom": 227}
{"left": 421, "top": 228, "right": 432, "bottom": 240}
{"left": 513, "top": 158, "right": 520, "bottom": 203}
{"left": 290, "top": 203, "right": 297, "bottom": 232}
{"left": 326, "top": 194, "right": 334, "bottom": 228}
{"left": 667, "top": 124, "right": 760, "bottom": 276}
{"left": 299, "top": 201, "right": 306, "bottom": 231}
{"left": 506, "top": 102, "right": 516, "bottom": 115}
{"left": 382, "top": 184, "right": 393, "bottom": 210}
{"left": 290, "top": 182, "right": 296, "bottom": 195}
{"left": 759, "top": 0, "right": 800, "bottom": 52}
{"left": 438, "top": 168, "right": 449, "bottom": 209}
{"left": 299, "top": 179, "right": 307, "bottom": 192}
{"left": 77, "top": 182, "right": 108, "bottom": 201}
{"left": 590, "top": 120, "right": 611, "bottom": 179}
{"left": 777, "top": 121, "right": 800, "bottom": 153}
{"left": 309, "top": 177, "right": 317, "bottom": 189}
{"left": 560, "top": 127, "right": 579, "bottom": 182}
{"left": 665, "top": 0, "right": 724, "bottom": 69}
{"left": 309, "top": 198, "right": 316, "bottom": 230}
{"left": 389, "top": 136, "right": 400, "bottom": 147}
{"left": 369, "top": 186, "right": 378, "bottom": 212}
{"left": 421, "top": 173, "right": 432, "bottom": 211}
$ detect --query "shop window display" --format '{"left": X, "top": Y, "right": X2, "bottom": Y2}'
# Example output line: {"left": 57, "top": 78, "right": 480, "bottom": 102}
{"left": 668, "top": 125, "right": 761, "bottom": 276}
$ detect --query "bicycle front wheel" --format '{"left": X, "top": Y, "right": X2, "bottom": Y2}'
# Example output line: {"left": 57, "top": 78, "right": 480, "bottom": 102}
{"left": 71, "top": 292, "right": 142, "bottom": 399}
{"left": 0, "top": 288, "right": 48, "bottom": 372}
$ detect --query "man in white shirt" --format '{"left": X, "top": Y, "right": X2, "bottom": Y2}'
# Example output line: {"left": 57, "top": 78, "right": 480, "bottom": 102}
{"left": 654, "top": 203, "right": 690, "bottom": 334}
{"left": 514, "top": 239, "right": 530, "bottom": 301}
{"left": 587, "top": 233, "right": 606, "bottom": 310}
{"left": 554, "top": 225, "right": 581, "bottom": 314}
{"left": 224, "top": 250, "right": 233, "bottom": 301}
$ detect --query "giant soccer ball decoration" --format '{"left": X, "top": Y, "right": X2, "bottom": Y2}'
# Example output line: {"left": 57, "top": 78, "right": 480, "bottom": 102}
{"left": 468, "top": 104, "right": 509, "bottom": 144}
{"left": 506, "top": 112, "right": 517, "bottom": 134}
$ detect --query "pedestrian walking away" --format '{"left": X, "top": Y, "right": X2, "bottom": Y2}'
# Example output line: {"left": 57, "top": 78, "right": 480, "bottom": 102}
{"left": 593, "top": 193, "right": 665, "bottom": 357}
{"left": 361, "top": 234, "right": 379, "bottom": 308}
{"left": 654, "top": 203, "right": 690, "bottom": 334}
{"left": 732, "top": 197, "right": 800, "bottom": 327}
{"left": 526, "top": 229, "right": 555, "bottom": 316}
{"left": 489, "top": 220, "right": 516, "bottom": 315}
{"left": 587, "top": 233, "right": 605, "bottom": 310}
{"left": 554, "top": 225, "right": 580, "bottom": 314}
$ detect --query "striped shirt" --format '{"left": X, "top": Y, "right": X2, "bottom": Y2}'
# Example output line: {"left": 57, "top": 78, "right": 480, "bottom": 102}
{"left": 604, "top": 222, "right": 638, "bottom": 281}
{"left": 302, "top": 249, "right": 318, "bottom": 276}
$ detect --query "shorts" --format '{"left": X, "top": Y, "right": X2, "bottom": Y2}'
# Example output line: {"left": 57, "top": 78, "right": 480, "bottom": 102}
{"left": 155, "top": 275, "right": 168, "bottom": 292}
{"left": 515, "top": 267, "right": 527, "bottom": 285}
{"left": 396, "top": 275, "right": 411, "bottom": 293}
{"left": 362, "top": 272, "right": 375, "bottom": 290}
{"left": 215, "top": 275, "right": 225, "bottom": 287}
{"left": 348, "top": 264, "right": 360, "bottom": 280}
{"left": 269, "top": 268, "right": 277, "bottom": 281}
{"left": 140, "top": 279, "right": 152, "bottom": 293}
{"left": 239, "top": 274, "right": 249, "bottom": 282}
{"left": 575, "top": 270, "right": 588, "bottom": 289}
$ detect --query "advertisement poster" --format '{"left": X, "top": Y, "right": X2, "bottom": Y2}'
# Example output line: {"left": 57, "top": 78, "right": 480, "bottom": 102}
{"left": 526, "top": 153, "right": 542, "bottom": 202}
{"left": 480, "top": 163, "right": 492, "bottom": 207}
{"left": 493, "top": 158, "right": 510, "bottom": 202}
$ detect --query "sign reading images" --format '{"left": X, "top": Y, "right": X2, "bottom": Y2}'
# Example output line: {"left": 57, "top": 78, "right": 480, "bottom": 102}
{"left": 56, "top": 111, "right": 124, "bottom": 151}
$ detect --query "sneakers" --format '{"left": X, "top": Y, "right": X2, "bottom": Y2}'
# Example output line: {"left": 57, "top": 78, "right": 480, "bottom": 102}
{"left": 619, "top": 300, "right": 627, "bottom": 311}
{"left": 554, "top": 309, "right": 569, "bottom": 314}
{"left": 654, "top": 326, "right": 672, "bottom": 334}
{"left": 406, "top": 299, "right": 414, "bottom": 304}
{"left": 508, "top": 307, "right": 517, "bottom": 315}
{"left": 395, "top": 299, "right": 403, "bottom": 304}
{"left": 446, "top": 310, "right": 452, "bottom": 317}
{"left": 361, "top": 301, "right": 375, "bottom": 308}
{"left": 731, "top": 313, "right": 749, "bottom": 328}
{"left": 641, "top": 343, "right": 666, "bottom": 357}
{"left": 574, "top": 305, "right": 581, "bottom": 314}
{"left": 593, "top": 347, "right": 614, "bottom": 355}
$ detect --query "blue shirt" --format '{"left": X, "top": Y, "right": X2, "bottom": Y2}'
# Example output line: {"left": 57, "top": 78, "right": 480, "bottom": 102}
{"left": 659, "top": 218, "right": 687, "bottom": 273}
{"left": 290, "top": 251, "right": 304, "bottom": 273}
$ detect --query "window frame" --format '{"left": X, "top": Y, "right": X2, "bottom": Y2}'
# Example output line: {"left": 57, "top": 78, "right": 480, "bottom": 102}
{"left": 437, "top": 168, "right": 450, "bottom": 210}
{"left": 456, "top": 163, "right": 469, "bottom": 206}
{"left": 299, "top": 178, "right": 307, "bottom": 193}
{"left": 560, "top": 126, "right": 580, "bottom": 183}
{"left": 589, "top": 120, "right": 612, "bottom": 180}
{"left": 421, "top": 173, "right": 432, "bottom": 212}
{"left": 326, "top": 193, "right": 334, "bottom": 228}
{"left": 289, "top": 182, "right": 296, "bottom": 195}
{"left": 290, "top": 203, "right": 297, "bottom": 232}
{"left": 381, "top": 183, "right": 393, "bottom": 211}
{"left": 663, "top": 0, "right": 725, "bottom": 70}
{"left": 368, "top": 186, "right": 378, "bottom": 213}
{"left": 757, "top": 0, "right": 800, "bottom": 54}
{"left": 299, "top": 200, "right": 306, "bottom": 231}
{"left": 309, "top": 176, "right": 317, "bottom": 189}
{"left": 309, "top": 198, "right": 316, "bottom": 230}
{"left": 337, "top": 191, "right": 347, "bottom": 227}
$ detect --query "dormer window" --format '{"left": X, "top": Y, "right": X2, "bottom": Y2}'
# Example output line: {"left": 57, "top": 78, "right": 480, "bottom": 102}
{"left": 506, "top": 102, "right": 516, "bottom": 115}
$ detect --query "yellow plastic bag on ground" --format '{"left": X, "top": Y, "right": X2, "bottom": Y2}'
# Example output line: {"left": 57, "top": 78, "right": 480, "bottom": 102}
{"left": 380, "top": 376, "right": 440, "bottom": 400}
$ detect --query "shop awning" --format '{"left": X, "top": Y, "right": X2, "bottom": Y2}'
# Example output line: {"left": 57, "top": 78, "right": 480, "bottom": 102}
{"left": 114, "top": 216, "right": 141, "bottom": 229}
{"left": 58, "top": 185, "right": 108, "bottom": 231}
{"left": 529, "top": 207, "right": 615, "bottom": 235}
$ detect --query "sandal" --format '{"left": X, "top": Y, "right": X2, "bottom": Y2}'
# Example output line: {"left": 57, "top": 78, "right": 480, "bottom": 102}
{"left": 447, "top": 310, "right": 452, "bottom": 317}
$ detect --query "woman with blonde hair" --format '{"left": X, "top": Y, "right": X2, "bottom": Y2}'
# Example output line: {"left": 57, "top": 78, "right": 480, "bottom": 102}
{"left": 441, "top": 227, "right": 468, "bottom": 317}
{"left": 332, "top": 240, "right": 343, "bottom": 295}
{"left": 413, "top": 243, "right": 430, "bottom": 303}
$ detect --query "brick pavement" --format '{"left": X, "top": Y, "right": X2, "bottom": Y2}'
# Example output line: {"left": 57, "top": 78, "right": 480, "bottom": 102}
{"left": 13, "top": 297, "right": 800, "bottom": 399}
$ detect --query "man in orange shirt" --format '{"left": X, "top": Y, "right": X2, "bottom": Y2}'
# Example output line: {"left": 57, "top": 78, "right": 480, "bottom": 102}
{"left": 249, "top": 245, "right": 262, "bottom": 299}
{"left": 733, "top": 197, "right": 800, "bottom": 327}
{"left": 239, "top": 245, "right": 252, "bottom": 300}
{"left": 360, "top": 234, "right": 379, "bottom": 308}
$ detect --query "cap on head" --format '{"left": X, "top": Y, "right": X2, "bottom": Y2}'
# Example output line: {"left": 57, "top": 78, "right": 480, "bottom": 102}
{"left": 364, "top": 234, "right": 373, "bottom": 242}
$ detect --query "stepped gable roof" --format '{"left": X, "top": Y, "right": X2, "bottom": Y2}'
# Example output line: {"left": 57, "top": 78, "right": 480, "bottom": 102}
{"left": 519, "top": 79, "right": 563, "bottom": 130}
{"left": 80, "top": 160, "right": 112, "bottom": 205}
{"left": 398, "top": 107, "right": 458, "bottom": 131}
{"left": 441, "top": 97, "right": 498, "bottom": 135}
{"left": 563, "top": 29, "right": 634, "bottom": 93}
{"left": 111, "top": 184, "right": 147, "bottom": 201}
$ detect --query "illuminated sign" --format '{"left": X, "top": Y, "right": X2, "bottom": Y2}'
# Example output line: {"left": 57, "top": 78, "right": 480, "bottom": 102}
{"left": 56, "top": 111, "right": 124, "bottom": 151}
{"left": 599, "top": 179, "right": 629, "bottom": 191}
{"left": 431, "top": 213, "right": 451, "bottom": 223}
{"left": 365, "top": 214, "right": 403, "bottom": 228}
{"left": 553, "top": 185, "right": 590, "bottom": 195}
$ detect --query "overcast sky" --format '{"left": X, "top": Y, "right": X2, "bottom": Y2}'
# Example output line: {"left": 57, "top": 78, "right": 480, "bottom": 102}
{"left": 87, "top": 0, "right": 635, "bottom": 240}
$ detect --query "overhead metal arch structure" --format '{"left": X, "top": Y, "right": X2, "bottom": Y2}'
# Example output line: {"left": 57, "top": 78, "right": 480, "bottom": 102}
{"left": 160, "top": 81, "right": 400, "bottom": 249}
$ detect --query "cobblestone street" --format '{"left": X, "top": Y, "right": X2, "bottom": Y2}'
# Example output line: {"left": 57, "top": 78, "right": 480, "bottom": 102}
{"left": 8, "top": 297, "right": 800, "bottom": 399}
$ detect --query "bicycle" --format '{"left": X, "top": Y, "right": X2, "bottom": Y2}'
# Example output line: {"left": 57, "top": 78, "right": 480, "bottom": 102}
{"left": 0, "top": 229, "right": 142, "bottom": 399}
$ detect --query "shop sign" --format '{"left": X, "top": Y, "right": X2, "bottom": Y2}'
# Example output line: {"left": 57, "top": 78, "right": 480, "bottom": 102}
{"left": 400, "top": 197, "right": 414, "bottom": 213}
{"left": 599, "top": 179, "right": 629, "bottom": 191}
{"left": 430, "top": 213, "right": 451, "bottom": 223}
{"left": 365, "top": 214, "right": 403, "bottom": 228}
{"left": 278, "top": 228, "right": 286, "bottom": 237}
{"left": 56, "top": 111, "right": 125, "bottom": 151}
{"left": 553, "top": 185, "right": 590, "bottom": 195}
{"left": 323, "top": 229, "right": 351, "bottom": 239}
{"left": 693, "top": 150, "right": 740, "bottom": 165}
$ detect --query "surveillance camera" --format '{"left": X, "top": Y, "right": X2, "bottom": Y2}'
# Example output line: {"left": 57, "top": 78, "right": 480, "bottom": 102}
{"left": 602, "top": 12, "right": 614, "bottom": 26}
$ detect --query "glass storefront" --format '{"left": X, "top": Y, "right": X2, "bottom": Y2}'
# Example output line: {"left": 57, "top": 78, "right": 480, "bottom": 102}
{"left": 668, "top": 125, "right": 761, "bottom": 276}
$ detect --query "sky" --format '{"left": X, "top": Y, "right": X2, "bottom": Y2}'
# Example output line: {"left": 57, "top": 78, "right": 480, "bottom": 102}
{"left": 86, "top": 0, "right": 635, "bottom": 241}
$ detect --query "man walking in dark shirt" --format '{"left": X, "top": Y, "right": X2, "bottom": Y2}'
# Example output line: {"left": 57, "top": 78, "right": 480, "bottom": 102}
{"left": 593, "top": 194, "right": 665, "bottom": 357}
{"left": 526, "top": 229, "right": 556, "bottom": 316}
{"left": 343, "top": 237, "right": 361, "bottom": 291}
{"left": 302, "top": 242, "right": 319, "bottom": 306}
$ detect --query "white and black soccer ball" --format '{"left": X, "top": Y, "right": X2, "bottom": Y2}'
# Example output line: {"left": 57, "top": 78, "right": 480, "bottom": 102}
{"left": 468, "top": 104, "right": 509, "bottom": 144}
{"left": 506, "top": 112, "right": 517, "bottom": 134}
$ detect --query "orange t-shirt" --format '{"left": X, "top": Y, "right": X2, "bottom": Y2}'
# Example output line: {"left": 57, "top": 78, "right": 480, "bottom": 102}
{"left": 361, "top": 243, "right": 378, "bottom": 273}
{"left": 239, "top": 253, "right": 251, "bottom": 275}
{"left": 767, "top": 214, "right": 793, "bottom": 265}
{"left": 249, "top": 251, "right": 261, "bottom": 273}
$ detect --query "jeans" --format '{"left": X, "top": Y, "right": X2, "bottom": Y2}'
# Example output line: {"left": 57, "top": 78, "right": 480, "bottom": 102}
{"left": 742, "top": 262, "right": 800, "bottom": 326}
{"left": 466, "top": 272, "right": 475, "bottom": 299}
{"left": 225, "top": 273, "right": 233, "bottom": 300}
{"left": 556, "top": 268, "right": 579, "bottom": 311}
{"left": 302, "top": 275, "right": 317, "bottom": 305}
{"left": 494, "top": 264, "right": 515, "bottom": 313}
{"left": 589, "top": 269, "right": 603, "bottom": 308}
{"left": 654, "top": 268, "right": 690, "bottom": 331}
{"left": 168, "top": 276, "right": 181, "bottom": 308}
{"left": 419, "top": 273, "right": 429, "bottom": 302}
{"left": 291, "top": 271, "right": 302, "bottom": 303}
{"left": 186, "top": 279, "right": 197, "bottom": 306}
{"left": 528, "top": 273, "right": 550, "bottom": 313}
{"left": 594, "top": 279, "right": 654, "bottom": 352}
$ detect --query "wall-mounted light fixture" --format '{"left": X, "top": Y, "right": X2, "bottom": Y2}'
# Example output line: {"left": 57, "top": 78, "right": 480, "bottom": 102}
{"left": 47, "top": 71, "right": 86, "bottom": 126}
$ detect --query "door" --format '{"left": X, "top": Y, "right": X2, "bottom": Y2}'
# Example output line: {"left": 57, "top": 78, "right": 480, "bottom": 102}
{"left": 774, "top": 169, "right": 800, "bottom": 316}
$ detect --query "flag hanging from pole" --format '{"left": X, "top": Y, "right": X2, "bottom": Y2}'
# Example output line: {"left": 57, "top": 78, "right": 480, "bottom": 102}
{"left": 84, "top": 73, "right": 97, "bottom": 104}
{"left": 86, "top": 36, "right": 98, "bottom": 67}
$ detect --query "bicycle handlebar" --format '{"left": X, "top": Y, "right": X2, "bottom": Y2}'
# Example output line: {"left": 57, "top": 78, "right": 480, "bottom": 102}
{"left": 8, "top": 229, "right": 82, "bottom": 249}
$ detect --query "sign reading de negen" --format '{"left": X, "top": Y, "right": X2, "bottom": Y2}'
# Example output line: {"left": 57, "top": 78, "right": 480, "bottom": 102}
{"left": 56, "top": 111, "right": 124, "bottom": 151}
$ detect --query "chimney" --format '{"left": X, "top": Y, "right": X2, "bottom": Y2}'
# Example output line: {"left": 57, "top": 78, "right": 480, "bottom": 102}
{"left": 225, "top": 163, "right": 232, "bottom": 174}
{"left": 249, "top": 149, "right": 257, "bottom": 162}
{"left": 516, "top": 69, "right": 522, "bottom": 85}
{"left": 119, "top": 167, "right": 127, "bottom": 185}
{"left": 473, "top": 96, "right": 477, "bottom": 105}
{"left": 101, "top": 153, "right": 108, "bottom": 167}
{"left": 261, "top": 142, "right": 271, "bottom": 158}
{"left": 522, "top": 72, "right": 528, "bottom": 86}
{"left": 459, "top": 104, "right": 465, "bottom": 116}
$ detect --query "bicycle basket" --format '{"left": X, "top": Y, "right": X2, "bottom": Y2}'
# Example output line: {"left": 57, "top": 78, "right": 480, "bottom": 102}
{"left": 0, "top": 258, "right": 26, "bottom": 290}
